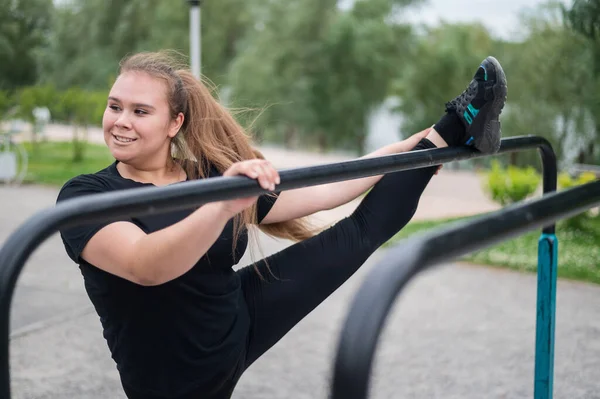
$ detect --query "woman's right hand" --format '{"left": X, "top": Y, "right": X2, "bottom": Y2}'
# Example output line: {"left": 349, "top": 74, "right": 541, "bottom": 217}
{"left": 219, "top": 159, "right": 281, "bottom": 217}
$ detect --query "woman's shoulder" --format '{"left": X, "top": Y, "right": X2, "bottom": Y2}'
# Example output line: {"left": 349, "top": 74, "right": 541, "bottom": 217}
{"left": 56, "top": 162, "right": 122, "bottom": 203}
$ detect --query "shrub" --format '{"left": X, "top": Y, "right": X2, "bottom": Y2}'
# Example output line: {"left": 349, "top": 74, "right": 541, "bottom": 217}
{"left": 483, "top": 160, "right": 541, "bottom": 206}
{"left": 558, "top": 171, "right": 598, "bottom": 230}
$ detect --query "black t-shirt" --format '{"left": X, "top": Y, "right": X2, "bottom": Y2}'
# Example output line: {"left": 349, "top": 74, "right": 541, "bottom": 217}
{"left": 56, "top": 161, "right": 278, "bottom": 397}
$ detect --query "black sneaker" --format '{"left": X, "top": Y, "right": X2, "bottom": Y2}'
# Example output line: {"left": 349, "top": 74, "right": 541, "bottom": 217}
{"left": 445, "top": 56, "right": 507, "bottom": 154}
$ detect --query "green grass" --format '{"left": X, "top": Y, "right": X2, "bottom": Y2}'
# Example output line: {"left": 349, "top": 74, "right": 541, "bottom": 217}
{"left": 386, "top": 214, "right": 600, "bottom": 285}
{"left": 22, "top": 141, "right": 113, "bottom": 186}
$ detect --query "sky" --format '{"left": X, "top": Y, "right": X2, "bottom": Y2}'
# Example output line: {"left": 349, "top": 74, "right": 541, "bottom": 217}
{"left": 341, "top": 0, "right": 573, "bottom": 41}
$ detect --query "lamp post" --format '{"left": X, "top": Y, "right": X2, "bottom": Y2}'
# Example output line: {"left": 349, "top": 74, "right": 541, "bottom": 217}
{"left": 187, "top": 0, "right": 202, "bottom": 79}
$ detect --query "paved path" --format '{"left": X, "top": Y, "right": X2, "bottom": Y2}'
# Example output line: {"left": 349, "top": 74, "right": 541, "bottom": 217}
{"left": 2, "top": 125, "right": 600, "bottom": 398}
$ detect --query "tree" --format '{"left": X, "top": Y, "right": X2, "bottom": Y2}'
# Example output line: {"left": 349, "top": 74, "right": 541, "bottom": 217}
{"left": 54, "top": 88, "right": 107, "bottom": 162}
{"left": 229, "top": 0, "right": 419, "bottom": 153}
{"left": 0, "top": 90, "right": 15, "bottom": 122}
{"left": 392, "top": 23, "right": 495, "bottom": 135}
{"left": 564, "top": 0, "right": 600, "bottom": 163}
{"left": 36, "top": 0, "right": 120, "bottom": 90}
{"left": 393, "top": 2, "right": 600, "bottom": 168}
{"left": 15, "top": 84, "right": 57, "bottom": 146}
{"left": 565, "top": 0, "right": 600, "bottom": 42}
{"left": 310, "top": 0, "right": 415, "bottom": 152}
{"left": 37, "top": 0, "right": 257, "bottom": 90}
{"left": 496, "top": 1, "right": 598, "bottom": 167}
{"left": 0, "top": 0, "right": 54, "bottom": 89}
{"left": 228, "top": 0, "right": 339, "bottom": 147}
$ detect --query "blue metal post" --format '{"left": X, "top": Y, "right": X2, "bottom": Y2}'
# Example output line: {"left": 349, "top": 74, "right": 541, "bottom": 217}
{"left": 534, "top": 233, "right": 558, "bottom": 399}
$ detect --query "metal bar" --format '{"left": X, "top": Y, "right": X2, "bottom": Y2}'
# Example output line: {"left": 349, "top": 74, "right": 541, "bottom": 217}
{"left": 331, "top": 180, "right": 600, "bottom": 399}
{"left": 0, "top": 135, "right": 553, "bottom": 398}
{"left": 534, "top": 234, "right": 558, "bottom": 399}
{"left": 538, "top": 141, "right": 557, "bottom": 234}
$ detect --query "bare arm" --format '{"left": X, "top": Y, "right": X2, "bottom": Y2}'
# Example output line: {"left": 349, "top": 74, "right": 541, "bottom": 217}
{"left": 81, "top": 202, "right": 232, "bottom": 286}
{"left": 261, "top": 127, "right": 435, "bottom": 224}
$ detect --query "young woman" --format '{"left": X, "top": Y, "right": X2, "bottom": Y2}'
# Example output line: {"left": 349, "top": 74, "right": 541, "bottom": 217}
{"left": 57, "top": 51, "right": 506, "bottom": 398}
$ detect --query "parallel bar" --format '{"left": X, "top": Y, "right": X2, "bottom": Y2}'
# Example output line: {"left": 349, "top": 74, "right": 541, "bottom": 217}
{"left": 331, "top": 180, "right": 600, "bottom": 399}
{"left": 535, "top": 234, "right": 558, "bottom": 399}
{"left": 0, "top": 136, "right": 554, "bottom": 398}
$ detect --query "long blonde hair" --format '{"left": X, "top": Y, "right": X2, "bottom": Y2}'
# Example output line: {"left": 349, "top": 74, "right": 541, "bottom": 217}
{"left": 118, "top": 50, "right": 320, "bottom": 263}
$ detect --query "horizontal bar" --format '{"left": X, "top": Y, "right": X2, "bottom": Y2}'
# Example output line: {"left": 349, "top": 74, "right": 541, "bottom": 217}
{"left": 0, "top": 135, "right": 555, "bottom": 399}
{"left": 32, "top": 135, "right": 555, "bottom": 230}
{"left": 331, "top": 179, "right": 600, "bottom": 399}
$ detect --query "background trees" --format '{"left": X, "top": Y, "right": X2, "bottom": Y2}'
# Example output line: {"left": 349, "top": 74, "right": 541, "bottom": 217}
{"left": 0, "top": 0, "right": 597, "bottom": 165}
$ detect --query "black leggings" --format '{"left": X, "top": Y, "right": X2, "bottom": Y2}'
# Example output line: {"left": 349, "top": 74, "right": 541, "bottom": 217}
{"left": 236, "top": 147, "right": 438, "bottom": 386}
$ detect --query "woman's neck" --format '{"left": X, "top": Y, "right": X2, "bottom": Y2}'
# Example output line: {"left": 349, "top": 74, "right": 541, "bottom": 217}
{"left": 116, "top": 158, "right": 186, "bottom": 186}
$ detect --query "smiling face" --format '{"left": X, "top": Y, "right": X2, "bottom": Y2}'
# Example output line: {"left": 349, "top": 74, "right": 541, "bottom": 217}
{"left": 103, "top": 71, "right": 184, "bottom": 168}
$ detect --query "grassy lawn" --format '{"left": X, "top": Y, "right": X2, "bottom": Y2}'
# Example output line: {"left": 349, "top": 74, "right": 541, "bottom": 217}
{"left": 22, "top": 141, "right": 113, "bottom": 186}
{"left": 386, "top": 214, "right": 600, "bottom": 285}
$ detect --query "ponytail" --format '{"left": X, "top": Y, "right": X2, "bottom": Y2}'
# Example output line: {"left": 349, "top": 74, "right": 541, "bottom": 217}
{"left": 175, "top": 69, "right": 320, "bottom": 253}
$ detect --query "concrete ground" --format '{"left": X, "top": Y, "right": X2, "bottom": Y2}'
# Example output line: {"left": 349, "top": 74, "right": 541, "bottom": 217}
{"left": 2, "top": 128, "right": 600, "bottom": 398}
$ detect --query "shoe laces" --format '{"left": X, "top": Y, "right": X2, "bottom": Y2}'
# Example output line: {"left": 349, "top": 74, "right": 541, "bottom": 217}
{"left": 447, "top": 80, "right": 478, "bottom": 113}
